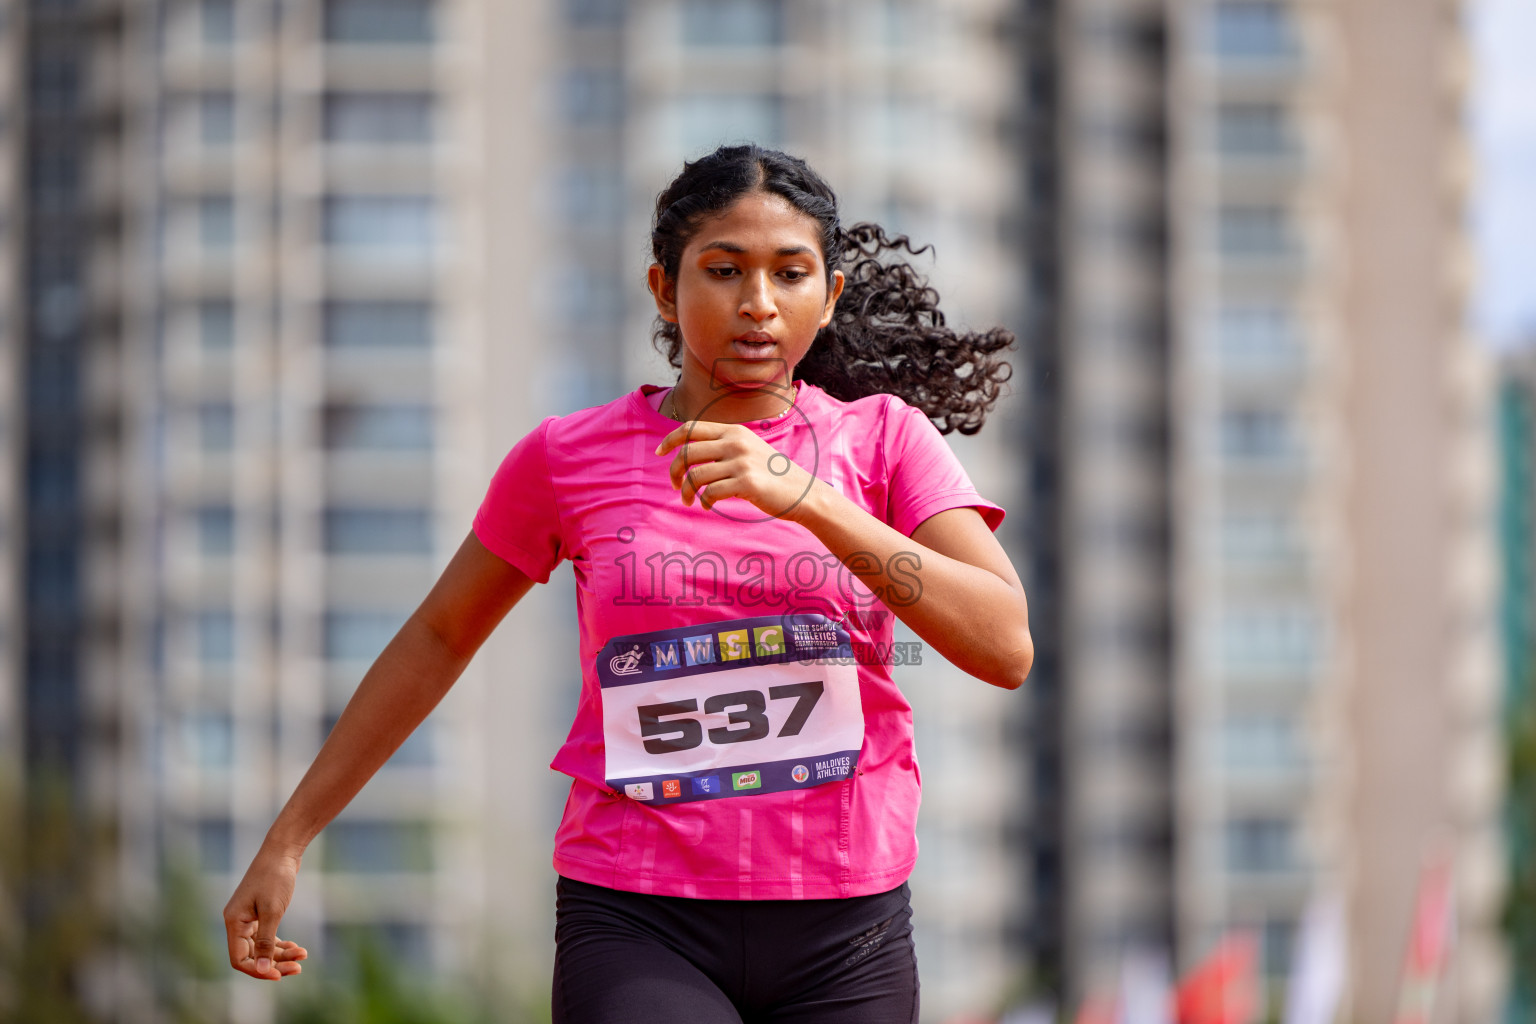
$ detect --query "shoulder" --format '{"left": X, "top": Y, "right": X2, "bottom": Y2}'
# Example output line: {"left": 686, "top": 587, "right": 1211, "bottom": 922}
{"left": 798, "top": 382, "right": 911, "bottom": 434}
{"left": 796, "top": 383, "right": 945, "bottom": 453}
{"left": 539, "top": 387, "right": 653, "bottom": 450}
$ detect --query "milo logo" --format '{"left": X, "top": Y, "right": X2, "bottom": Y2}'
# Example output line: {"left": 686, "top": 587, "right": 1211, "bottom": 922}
{"left": 731, "top": 771, "right": 762, "bottom": 791}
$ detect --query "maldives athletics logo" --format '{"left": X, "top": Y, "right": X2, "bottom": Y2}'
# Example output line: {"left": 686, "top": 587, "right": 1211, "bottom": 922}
{"left": 790, "top": 764, "right": 810, "bottom": 784}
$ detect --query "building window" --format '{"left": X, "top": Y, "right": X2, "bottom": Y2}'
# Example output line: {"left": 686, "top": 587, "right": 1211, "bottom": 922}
{"left": 199, "top": 402, "right": 234, "bottom": 451}
{"left": 1218, "top": 405, "right": 1297, "bottom": 462}
{"left": 558, "top": 165, "right": 624, "bottom": 226}
{"left": 182, "top": 712, "right": 234, "bottom": 769}
{"left": 322, "top": 821, "right": 433, "bottom": 872}
{"left": 27, "top": 548, "right": 78, "bottom": 612}
{"left": 323, "top": 0, "right": 435, "bottom": 44}
{"left": 323, "top": 610, "right": 406, "bottom": 662}
{"left": 202, "top": 0, "right": 236, "bottom": 45}
{"left": 322, "top": 195, "right": 435, "bottom": 261}
{"left": 323, "top": 92, "right": 434, "bottom": 144}
{"left": 563, "top": 0, "right": 623, "bottom": 27}
{"left": 200, "top": 92, "right": 236, "bottom": 145}
{"left": 1081, "top": 613, "right": 1168, "bottom": 656}
{"left": 323, "top": 507, "right": 433, "bottom": 555}
{"left": 1262, "top": 918, "right": 1296, "bottom": 977}
{"left": 873, "top": 96, "right": 933, "bottom": 153}
{"left": 200, "top": 195, "right": 235, "bottom": 249}
{"left": 1219, "top": 606, "right": 1320, "bottom": 673}
{"left": 1213, "top": 303, "right": 1300, "bottom": 368}
{"left": 198, "top": 506, "right": 235, "bottom": 555}
{"left": 200, "top": 300, "right": 235, "bottom": 349}
{"left": 560, "top": 68, "right": 625, "bottom": 126}
{"left": 1214, "top": 102, "right": 1292, "bottom": 157}
{"left": 1208, "top": 1, "right": 1297, "bottom": 60}
{"left": 1219, "top": 510, "right": 1301, "bottom": 565}
{"left": 551, "top": 264, "right": 625, "bottom": 329}
{"left": 30, "top": 55, "right": 80, "bottom": 115}
{"left": 680, "top": 0, "right": 783, "bottom": 47}
{"left": 197, "top": 610, "right": 235, "bottom": 663}
{"left": 881, "top": 0, "right": 933, "bottom": 46}
{"left": 323, "top": 300, "right": 433, "bottom": 348}
{"left": 1216, "top": 204, "right": 1292, "bottom": 258}
{"left": 1225, "top": 816, "right": 1294, "bottom": 872}
{"left": 324, "top": 714, "right": 432, "bottom": 767}
{"left": 197, "top": 818, "right": 235, "bottom": 871}
{"left": 1221, "top": 714, "right": 1303, "bottom": 774}
{"left": 673, "top": 93, "right": 784, "bottom": 154}
{"left": 323, "top": 402, "right": 433, "bottom": 450}
{"left": 31, "top": 143, "right": 82, "bottom": 212}
{"left": 27, "top": 453, "right": 78, "bottom": 514}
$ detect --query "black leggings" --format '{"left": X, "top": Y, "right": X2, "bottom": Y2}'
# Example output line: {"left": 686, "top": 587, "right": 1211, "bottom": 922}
{"left": 552, "top": 876, "right": 919, "bottom": 1024}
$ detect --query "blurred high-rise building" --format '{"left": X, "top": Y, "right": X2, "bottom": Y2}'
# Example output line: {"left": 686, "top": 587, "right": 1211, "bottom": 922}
{"left": 10, "top": 0, "right": 123, "bottom": 821}
{"left": 0, "top": 0, "right": 562, "bottom": 1018}
{"left": 8, "top": 4, "right": 135, "bottom": 1015}
{"left": 100, "top": 1, "right": 564, "bottom": 1018}
{"left": 0, "top": 0, "right": 22, "bottom": 797}
{"left": 1032, "top": 0, "right": 1506, "bottom": 1014}
{"left": 1, "top": 0, "right": 28, "bottom": 945}
{"left": 1495, "top": 344, "right": 1536, "bottom": 1024}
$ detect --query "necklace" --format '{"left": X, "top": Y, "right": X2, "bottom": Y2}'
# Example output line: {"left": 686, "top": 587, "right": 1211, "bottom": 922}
{"left": 663, "top": 386, "right": 795, "bottom": 423}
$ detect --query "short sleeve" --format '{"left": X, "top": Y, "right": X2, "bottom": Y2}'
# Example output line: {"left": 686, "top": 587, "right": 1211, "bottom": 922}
{"left": 473, "top": 417, "right": 567, "bottom": 584}
{"left": 882, "top": 397, "right": 1006, "bottom": 537}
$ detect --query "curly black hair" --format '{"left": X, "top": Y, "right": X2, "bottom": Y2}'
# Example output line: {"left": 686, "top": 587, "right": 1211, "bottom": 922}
{"left": 650, "top": 145, "right": 1013, "bottom": 435}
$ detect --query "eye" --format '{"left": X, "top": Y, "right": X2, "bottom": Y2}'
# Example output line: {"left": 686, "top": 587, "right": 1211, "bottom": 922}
{"left": 707, "top": 267, "right": 740, "bottom": 279}
{"left": 779, "top": 269, "right": 809, "bottom": 282}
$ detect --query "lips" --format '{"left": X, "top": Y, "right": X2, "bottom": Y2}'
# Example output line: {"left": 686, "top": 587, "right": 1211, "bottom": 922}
{"left": 733, "top": 332, "right": 777, "bottom": 358}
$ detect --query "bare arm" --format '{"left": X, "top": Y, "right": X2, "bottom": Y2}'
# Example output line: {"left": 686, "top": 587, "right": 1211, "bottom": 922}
{"left": 797, "top": 493, "right": 1033, "bottom": 690}
{"left": 223, "top": 532, "right": 532, "bottom": 980}
{"left": 658, "top": 424, "right": 1033, "bottom": 690}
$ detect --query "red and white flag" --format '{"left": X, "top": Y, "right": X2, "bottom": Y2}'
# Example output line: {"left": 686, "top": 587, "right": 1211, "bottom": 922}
{"left": 1394, "top": 859, "right": 1456, "bottom": 1024}
{"left": 1283, "top": 893, "right": 1346, "bottom": 1024}
{"left": 1175, "top": 933, "right": 1260, "bottom": 1024}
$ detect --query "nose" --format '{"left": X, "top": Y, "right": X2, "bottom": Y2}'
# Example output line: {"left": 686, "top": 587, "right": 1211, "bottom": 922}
{"left": 738, "top": 271, "right": 777, "bottom": 323}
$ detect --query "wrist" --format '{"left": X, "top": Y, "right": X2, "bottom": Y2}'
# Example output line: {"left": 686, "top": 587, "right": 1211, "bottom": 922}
{"left": 782, "top": 473, "right": 836, "bottom": 530}
{"left": 260, "top": 829, "right": 309, "bottom": 867}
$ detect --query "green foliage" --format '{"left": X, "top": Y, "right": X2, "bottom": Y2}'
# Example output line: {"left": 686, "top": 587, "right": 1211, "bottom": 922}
{"left": 135, "top": 859, "right": 239, "bottom": 1024}
{"left": 1503, "top": 696, "right": 1536, "bottom": 1024}
{"left": 0, "top": 771, "right": 116, "bottom": 1024}
{"left": 275, "top": 930, "right": 538, "bottom": 1024}
{"left": 0, "top": 772, "right": 545, "bottom": 1023}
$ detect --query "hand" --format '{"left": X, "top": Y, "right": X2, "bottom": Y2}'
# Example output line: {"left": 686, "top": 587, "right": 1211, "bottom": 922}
{"left": 655, "top": 419, "right": 817, "bottom": 520}
{"left": 223, "top": 845, "right": 309, "bottom": 980}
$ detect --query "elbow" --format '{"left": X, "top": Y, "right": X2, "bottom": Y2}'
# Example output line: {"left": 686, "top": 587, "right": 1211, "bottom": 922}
{"left": 986, "top": 629, "right": 1034, "bottom": 691}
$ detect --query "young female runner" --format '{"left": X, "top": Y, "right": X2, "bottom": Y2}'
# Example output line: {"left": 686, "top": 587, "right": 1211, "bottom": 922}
{"left": 224, "top": 144, "right": 1033, "bottom": 1022}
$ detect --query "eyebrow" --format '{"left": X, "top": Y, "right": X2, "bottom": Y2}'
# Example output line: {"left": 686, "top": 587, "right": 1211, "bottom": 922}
{"left": 698, "top": 241, "right": 817, "bottom": 258}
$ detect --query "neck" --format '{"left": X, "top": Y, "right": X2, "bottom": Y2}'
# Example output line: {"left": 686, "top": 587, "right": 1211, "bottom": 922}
{"left": 666, "top": 379, "right": 797, "bottom": 424}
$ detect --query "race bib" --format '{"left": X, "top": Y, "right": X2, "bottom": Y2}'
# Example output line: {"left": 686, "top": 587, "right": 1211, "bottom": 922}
{"left": 598, "top": 613, "right": 863, "bottom": 804}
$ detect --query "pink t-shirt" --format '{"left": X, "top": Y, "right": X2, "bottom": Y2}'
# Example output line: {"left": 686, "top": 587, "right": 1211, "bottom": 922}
{"left": 473, "top": 380, "right": 1005, "bottom": 899}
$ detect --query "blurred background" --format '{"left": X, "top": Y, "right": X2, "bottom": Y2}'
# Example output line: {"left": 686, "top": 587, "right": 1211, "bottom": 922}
{"left": 0, "top": 0, "right": 1532, "bottom": 1021}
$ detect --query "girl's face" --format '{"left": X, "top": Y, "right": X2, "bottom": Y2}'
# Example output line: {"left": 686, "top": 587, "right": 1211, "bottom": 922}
{"left": 649, "top": 191, "right": 845, "bottom": 403}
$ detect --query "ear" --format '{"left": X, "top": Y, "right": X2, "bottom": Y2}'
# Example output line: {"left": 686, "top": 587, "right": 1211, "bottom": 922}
{"left": 648, "top": 264, "right": 679, "bottom": 323}
{"left": 818, "top": 269, "right": 845, "bottom": 329}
